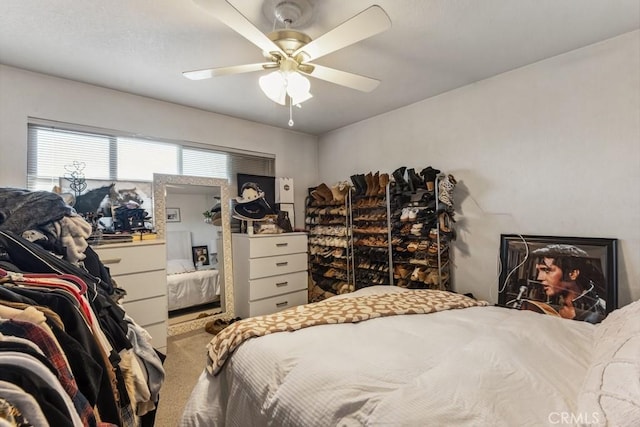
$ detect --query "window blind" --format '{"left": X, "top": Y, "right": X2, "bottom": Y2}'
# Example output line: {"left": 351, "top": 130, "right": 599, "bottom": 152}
{"left": 27, "top": 122, "right": 274, "bottom": 192}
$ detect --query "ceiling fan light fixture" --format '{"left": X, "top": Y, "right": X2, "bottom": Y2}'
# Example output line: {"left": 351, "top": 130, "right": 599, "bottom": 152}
{"left": 259, "top": 70, "right": 312, "bottom": 106}
{"left": 259, "top": 71, "right": 287, "bottom": 105}
{"left": 285, "top": 71, "right": 312, "bottom": 104}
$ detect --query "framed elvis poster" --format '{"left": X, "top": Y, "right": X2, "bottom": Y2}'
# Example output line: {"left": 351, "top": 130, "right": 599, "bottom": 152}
{"left": 498, "top": 234, "right": 617, "bottom": 324}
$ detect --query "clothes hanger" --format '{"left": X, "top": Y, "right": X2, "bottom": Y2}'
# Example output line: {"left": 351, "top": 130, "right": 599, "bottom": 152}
{"left": 0, "top": 267, "right": 87, "bottom": 295}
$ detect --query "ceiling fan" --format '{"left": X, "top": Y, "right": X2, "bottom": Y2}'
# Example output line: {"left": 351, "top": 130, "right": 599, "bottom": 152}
{"left": 184, "top": 0, "right": 392, "bottom": 116}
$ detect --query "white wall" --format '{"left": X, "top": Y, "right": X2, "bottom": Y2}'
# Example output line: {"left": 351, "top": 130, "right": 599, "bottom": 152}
{"left": 166, "top": 192, "right": 218, "bottom": 267}
{"left": 0, "top": 65, "right": 318, "bottom": 228}
{"left": 318, "top": 31, "right": 640, "bottom": 306}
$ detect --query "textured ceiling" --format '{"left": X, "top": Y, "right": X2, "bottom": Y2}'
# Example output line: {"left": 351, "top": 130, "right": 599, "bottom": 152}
{"left": 1, "top": 0, "right": 638, "bottom": 135}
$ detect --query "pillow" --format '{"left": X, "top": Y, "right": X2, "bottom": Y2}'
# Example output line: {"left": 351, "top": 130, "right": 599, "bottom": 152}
{"left": 577, "top": 299, "right": 640, "bottom": 426}
{"left": 166, "top": 259, "right": 196, "bottom": 275}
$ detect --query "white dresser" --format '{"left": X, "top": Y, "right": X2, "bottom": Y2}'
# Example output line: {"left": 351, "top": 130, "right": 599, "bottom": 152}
{"left": 93, "top": 240, "right": 167, "bottom": 353}
{"left": 232, "top": 232, "right": 308, "bottom": 318}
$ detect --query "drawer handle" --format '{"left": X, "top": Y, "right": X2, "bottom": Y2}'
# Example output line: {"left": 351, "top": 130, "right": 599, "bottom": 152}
{"left": 102, "top": 258, "right": 122, "bottom": 265}
{"left": 276, "top": 262, "right": 288, "bottom": 267}
{"left": 275, "top": 242, "right": 289, "bottom": 247}
{"left": 275, "top": 301, "right": 288, "bottom": 308}
{"left": 275, "top": 281, "right": 288, "bottom": 287}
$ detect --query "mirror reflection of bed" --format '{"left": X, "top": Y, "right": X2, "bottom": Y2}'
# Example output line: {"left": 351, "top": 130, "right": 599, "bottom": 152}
{"left": 164, "top": 184, "right": 223, "bottom": 325}
{"left": 166, "top": 230, "right": 221, "bottom": 324}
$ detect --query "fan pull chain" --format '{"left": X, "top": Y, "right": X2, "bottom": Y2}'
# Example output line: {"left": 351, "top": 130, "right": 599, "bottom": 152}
{"left": 288, "top": 100, "right": 294, "bottom": 127}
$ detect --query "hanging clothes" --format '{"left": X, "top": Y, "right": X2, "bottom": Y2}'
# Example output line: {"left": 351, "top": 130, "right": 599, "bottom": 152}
{"left": 0, "top": 224, "right": 164, "bottom": 426}
{"left": 0, "top": 193, "right": 165, "bottom": 427}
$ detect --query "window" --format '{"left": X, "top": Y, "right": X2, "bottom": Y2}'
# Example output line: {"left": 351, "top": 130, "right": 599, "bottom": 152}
{"left": 27, "top": 121, "right": 274, "bottom": 192}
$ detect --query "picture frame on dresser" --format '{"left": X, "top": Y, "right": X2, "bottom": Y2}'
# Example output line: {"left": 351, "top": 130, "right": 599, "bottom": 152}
{"left": 192, "top": 245, "right": 210, "bottom": 268}
{"left": 498, "top": 234, "right": 617, "bottom": 324}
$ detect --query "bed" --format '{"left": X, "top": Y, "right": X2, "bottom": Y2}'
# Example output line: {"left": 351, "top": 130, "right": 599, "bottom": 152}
{"left": 166, "top": 231, "right": 220, "bottom": 312}
{"left": 180, "top": 285, "right": 639, "bottom": 426}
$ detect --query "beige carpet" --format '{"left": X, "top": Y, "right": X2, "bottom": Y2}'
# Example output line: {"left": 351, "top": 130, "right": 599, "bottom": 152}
{"left": 154, "top": 328, "right": 213, "bottom": 426}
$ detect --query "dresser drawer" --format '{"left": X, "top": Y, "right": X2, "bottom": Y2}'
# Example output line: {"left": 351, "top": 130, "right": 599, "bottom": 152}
{"left": 248, "top": 234, "right": 307, "bottom": 258}
{"left": 144, "top": 321, "right": 167, "bottom": 351}
{"left": 122, "top": 295, "right": 167, "bottom": 326}
{"left": 249, "top": 271, "right": 307, "bottom": 301}
{"left": 115, "top": 270, "right": 166, "bottom": 302}
{"left": 248, "top": 289, "right": 308, "bottom": 317}
{"left": 248, "top": 253, "right": 307, "bottom": 279}
{"left": 95, "top": 242, "right": 165, "bottom": 276}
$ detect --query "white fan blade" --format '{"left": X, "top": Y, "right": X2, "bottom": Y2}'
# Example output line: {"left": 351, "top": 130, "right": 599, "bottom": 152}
{"left": 301, "top": 64, "right": 380, "bottom": 92}
{"left": 194, "top": 0, "right": 285, "bottom": 56}
{"left": 183, "top": 63, "right": 275, "bottom": 80}
{"left": 294, "top": 5, "right": 391, "bottom": 62}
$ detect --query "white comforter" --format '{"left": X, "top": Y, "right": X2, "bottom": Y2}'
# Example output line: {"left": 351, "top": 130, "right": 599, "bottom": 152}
{"left": 181, "top": 286, "right": 595, "bottom": 426}
{"left": 167, "top": 269, "right": 220, "bottom": 311}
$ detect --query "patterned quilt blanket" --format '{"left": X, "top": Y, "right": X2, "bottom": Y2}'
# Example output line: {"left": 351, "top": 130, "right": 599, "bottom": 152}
{"left": 206, "top": 289, "right": 488, "bottom": 375}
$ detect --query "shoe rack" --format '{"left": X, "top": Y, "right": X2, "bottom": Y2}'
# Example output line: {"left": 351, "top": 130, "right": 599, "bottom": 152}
{"left": 389, "top": 168, "right": 455, "bottom": 290}
{"left": 350, "top": 171, "right": 393, "bottom": 290}
{"left": 305, "top": 168, "right": 457, "bottom": 297}
{"left": 305, "top": 182, "right": 354, "bottom": 302}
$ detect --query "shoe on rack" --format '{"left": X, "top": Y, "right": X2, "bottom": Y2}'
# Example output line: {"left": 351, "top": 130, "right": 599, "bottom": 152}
{"left": 392, "top": 166, "right": 408, "bottom": 193}
{"left": 356, "top": 174, "right": 368, "bottom": 197}
{"left": 400, "top": 207, "right": 411, "bottom": 222}
{"left": 378, "top": 173, "right": 389, "bottom": 195}
{"left": 424, "top": 270, "right": 440, "bottom": 286}
{"left": 428, "top": 228, "right": 438, "bottom": 240}
{"left": 438, "top": 174, "right": 458, "bottom": 208}
{"left": 311, "top": 183, "right": 333, "bottom": 203}
{"left": 438, "top": 211, "right": 452, "bottom": 233}
{"left": 438, "top": 211, "right": 457, "bottom": 240}
{"left": 420, "top": 191, "right": 435, "bottom": 204}
{"left": 428, "top": 241, "right": 440, "bottom": 254}
{"left": 350, "top": 175, "right": 363, "bottom": 196}
{"left": 331, "top": 181, "right": 350, "bottom": 203}
{"left": 407, "top": 168, "right": 423, "bottom": 193}
{"left": 420, "top": 166, "right": 441, "bottom": 192}
{"left": 410, "top": 266, "right": 427, "bottom": 282}
{"left": 410, "top": 266, "right": 422, "bottom": 282}
{"left": 317, "top": 183, "right": 334, "bottom": 202}
{"left": 310, "top": 188, "right": 324, "bottom": 202}
{"left": 369, "top": 171, "right": 380, "bottom": 196}
{"left": 364, "top": 172, "right": 374, "bottom": 197}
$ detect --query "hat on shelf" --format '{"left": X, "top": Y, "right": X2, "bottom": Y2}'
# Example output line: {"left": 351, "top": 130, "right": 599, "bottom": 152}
{"left": 236, "top": 182, "right": 265, "bottom": 204}
{"left": 211, "top": 212, "right": 223, "bottom": 226}
{"left": 233, "top": 182, "right": 272, "bottom": 221}
{"left": 203, "top": 198, "right": 223, "bottom": 225}
{"left": 232, "top": 201, "right": 270, "bottom": 221}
